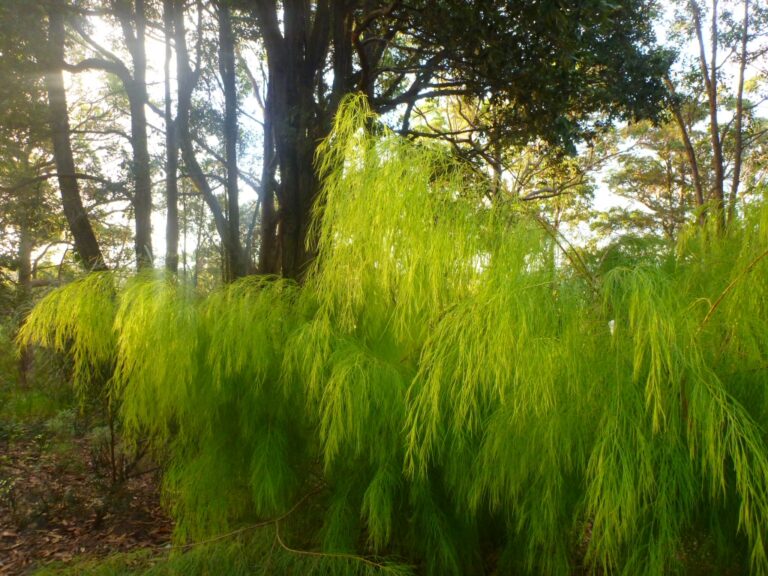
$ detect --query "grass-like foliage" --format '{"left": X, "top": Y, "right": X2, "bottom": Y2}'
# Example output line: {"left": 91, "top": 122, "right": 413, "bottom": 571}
{"left": 21, "top": 95, "right": 768, "bottom": 574}
{"left": 17, "top": 272, "right": 116, "bottom": 397}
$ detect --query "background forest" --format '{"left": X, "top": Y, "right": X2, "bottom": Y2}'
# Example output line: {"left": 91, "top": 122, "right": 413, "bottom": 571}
{"left": 1, "top": 0, "right": 768, "bottom": 575}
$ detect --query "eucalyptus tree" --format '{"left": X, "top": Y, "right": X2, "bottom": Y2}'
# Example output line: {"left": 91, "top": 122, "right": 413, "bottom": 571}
{"left": 668, "top": 0, "right": 768, "bottom": 227}
{"left": 63, "top": 0, "right": 155, "bottom": 268}
{"left": 161, "top": 0, "right": 179, "bottom": 273}
{"left": 0, "top": 0, "right": 109, "bottom": 272}
{"left": 0, "top": 3, "right": 63, "bottom": 284}
{"left": 165, "top": 0, "right": 257, "bottom": 282}
{"left": 1, "top": 0, "right": 97, "bottom": 387}
{"left": 1, "top": 0, "right": 160, "bottom": 277}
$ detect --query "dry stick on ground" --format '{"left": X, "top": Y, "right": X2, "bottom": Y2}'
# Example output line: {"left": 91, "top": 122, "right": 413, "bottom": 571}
{"left": 143, "top": 486, "right": 324, "bottom": 552}
{"left": 274, "top": 520, "right": 406, "bottom": 573}
{"left": 129, "top": 484, "right": 410, "bottom": 572}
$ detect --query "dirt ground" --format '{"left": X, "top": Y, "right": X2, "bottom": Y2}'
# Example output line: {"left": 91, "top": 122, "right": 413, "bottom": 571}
{"left": 0, "top": 431, "right": 172, "bottom": 575}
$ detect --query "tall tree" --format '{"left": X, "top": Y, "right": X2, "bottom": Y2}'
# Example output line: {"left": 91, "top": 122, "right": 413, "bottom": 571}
{"left": 245, "top": 0, "right": 670, "bottom": 279}
{"left": 114, "top": 0, "right": 153, "bottom": 267}
{"left": 67, "top": 0, "right": 154, "bottom": 268}
{"left": 172, "top": 0, "right": 247, "bottom": 282}
{"left": 217, "top": 0, "right": 248, "bottom": 279}
{"left": 669, "top": 0, "right": 768, "bottom": 228}
{"left": 163, "top": 0, "right": 179, "bottom": 273}
{"left": 44, "top": 0, "right": 107, "bottom": 271}
{"left": 691, "top": 0, "right": 726, "bottom": 226}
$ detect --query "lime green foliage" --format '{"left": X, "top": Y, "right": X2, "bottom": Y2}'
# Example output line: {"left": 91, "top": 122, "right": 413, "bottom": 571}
{"left": 21, "top": 96, "right": 768, "bottom": 574}
{"left": 17, "top": 272, "right": 116, "bottom": 396}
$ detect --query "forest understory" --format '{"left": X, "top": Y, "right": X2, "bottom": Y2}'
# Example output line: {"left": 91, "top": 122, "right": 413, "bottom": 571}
{"left": 0, "top": 417, "right": 744, "bottom": 576}
{"left": 0, "top": 413, "right": 745, "bottom": 576}
{"left": 0, "top": 398, "right": 171, "bottom": 575}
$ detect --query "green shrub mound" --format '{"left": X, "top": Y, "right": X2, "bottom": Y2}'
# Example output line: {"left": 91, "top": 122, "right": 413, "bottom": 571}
{"left": 21, "top": 96, "right": 768, "bottom": 575}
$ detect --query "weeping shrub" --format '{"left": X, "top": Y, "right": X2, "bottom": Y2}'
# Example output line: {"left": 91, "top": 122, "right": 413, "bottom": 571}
{"left": 17, "top": 272, "right": 116, "bottom": 397}
{"left": 20, "top": 95, "right": 768, "bottom": 575}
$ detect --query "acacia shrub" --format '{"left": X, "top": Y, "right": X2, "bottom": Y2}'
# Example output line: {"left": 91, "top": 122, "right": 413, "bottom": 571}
{"left": 20, "top": 96, "right": 768, "bottom": 575}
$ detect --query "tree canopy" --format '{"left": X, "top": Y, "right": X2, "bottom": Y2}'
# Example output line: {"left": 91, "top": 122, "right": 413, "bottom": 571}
{"left": 0, "top": 0, "right": 671, "bottom": 280}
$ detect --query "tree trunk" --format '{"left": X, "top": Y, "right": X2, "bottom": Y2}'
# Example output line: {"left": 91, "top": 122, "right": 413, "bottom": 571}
{"left": 258, "top": 86, "right": 279, "bottom": 274}
{"left": 115, "top": 0, "right": 153, "bottom": 268}
{"left": 272, "top": 81, "right": 319, "bottom": 280}
{"left": 691, "top": 0, "right": 725, "bottom": 228}
{"left": 163, "top": 0, "right": 179, "bottom": 273}
{"left": 44, "top": 1, "right": 107, "bottom": 271}
{"left": 664, "top": 75, "right": 705, "bottom": 225}
{"left": 252, "top": 1, "right": 336, "bottom": 280}
{"left": 17, "top": 222, "right": 34, "bottom": 387}
{"left": 174, "top": 0, "right": 244, "bottom": 281}
{"left": 728, "top": 0, "right": 749, "bottom": 225}
{"left": 218, "top": 2, "right": 247, "bottom": 280}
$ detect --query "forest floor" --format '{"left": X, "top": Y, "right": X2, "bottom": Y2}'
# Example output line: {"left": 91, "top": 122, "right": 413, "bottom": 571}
{"left": 0, "top": 422, "right": 171, "bottom": 575}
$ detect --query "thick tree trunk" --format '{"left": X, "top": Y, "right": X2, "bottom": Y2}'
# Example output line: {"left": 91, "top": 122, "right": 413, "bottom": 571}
{"left": 273, "top": 89, "right": 319, "bottom": 280}
{"left": 163, "top": 0, "right": 179, "bottom": 273}
{"left": 218, "top": 2, "right": 247, "bottom": 280}
{"left": 127, "top": 85, "right": 153, "bottom": 268}
{"left": 44, "top": 2, "right": 107, "bottom": 271}
{"left": 253, "top": 1, "right": 336, "bottom": 280}
{"left": 258, "top": 86, "right": 279, "bottom": 274}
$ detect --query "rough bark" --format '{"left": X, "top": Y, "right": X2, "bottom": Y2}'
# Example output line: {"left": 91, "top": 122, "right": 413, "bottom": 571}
{"left": 44, "top": 1, "right": 107, "bottom": 271}
{"left": 250, "top": 1, "right": 399, "bottom": 279}
{"left": 252, "top": 1, "right": 336, "bottom": 280}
